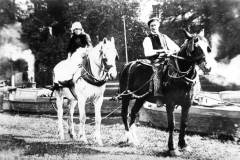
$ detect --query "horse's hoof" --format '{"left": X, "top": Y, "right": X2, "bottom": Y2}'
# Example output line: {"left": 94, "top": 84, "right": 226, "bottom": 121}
{"left": 169, "top": 149, "right": 181, "bottom": 156}
{"left": 180, "top": 145, "right": 192, "bottom": 152}
{"left": 96, "top": 140, "right": 103, "bottom": 146}
{"left": 133, "top": 139, "right": 140, "bottom": 146}
{"left": 68, "top": 130, "right": 77, "bottom": 140}
{"left": 70, "top": 134, "right": 77, "bottom": 140}
{"left": 78, "top": 135, "right": 88, "bottom": 144}
{"left": 131, "top": 135, "right": 140, "bottom": 146}
{"left": 58, "top": 132, "right": 64, "bottom": 140}
{"left": 126, "top": 139, "right": 136, "bottom": 147}
{"left": 125, "top": 131, "right": 136, "bottom": 145}
{"left": 118, "top": 141, "right": 130, "bottom": 147}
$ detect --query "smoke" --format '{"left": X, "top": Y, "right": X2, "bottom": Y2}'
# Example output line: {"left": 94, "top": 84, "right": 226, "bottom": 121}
{"left": 0, "top": 22, "right": 35, "bottom": 82}
{"left": 138, "top": 0, "right": 160, "bottom": 23}
{"left": 205, "top": 33, "right": 240, "bottom": 86}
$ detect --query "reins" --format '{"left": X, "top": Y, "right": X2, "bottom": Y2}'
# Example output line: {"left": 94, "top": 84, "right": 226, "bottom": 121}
{"left": 113, "top": 61, "right": 155, "bottom": 100}
{"left": 166, "top": 39, "right": 201, "bottom": 82}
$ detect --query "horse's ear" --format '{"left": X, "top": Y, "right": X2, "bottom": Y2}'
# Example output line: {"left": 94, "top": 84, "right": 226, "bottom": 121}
{"left": 199, "top": 29, "right": 205, "bottom": 37}
{"left": 103, "top": 37, "right": 107, "bottom": 44}
{"left": 111, "top": 37, "right": 115, "bottom": 44}
{"left": 183, "top": 29, "right": 192, "bottom": 39}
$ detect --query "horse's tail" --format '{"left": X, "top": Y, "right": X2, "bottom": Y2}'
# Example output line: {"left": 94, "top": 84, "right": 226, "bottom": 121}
{"left": 48, "top": 83, "right": 61, "bottom": 102}
{"left": 48, "top": 70, "right": 61, "bottom": 102}
{"left": 110, "top": 62, "right": 131, "bottom": 101}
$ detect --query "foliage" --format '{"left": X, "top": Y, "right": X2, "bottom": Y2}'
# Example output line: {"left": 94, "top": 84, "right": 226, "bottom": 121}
{"left": 1, "top": 0, "right": 240, "bottom": 85}
{"left": 0, "top": 0, "right": 16, "bottom": 27}
{"left": 18, "top": 0, "right": 147, "bottom": 85}
{"left": 153, "top": 0, "right": 240, "bottom": 60}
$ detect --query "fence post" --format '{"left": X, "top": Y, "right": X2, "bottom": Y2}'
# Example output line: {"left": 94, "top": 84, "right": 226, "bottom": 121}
{"left": 122, "top": 16, "right": 128, "bottom": 63}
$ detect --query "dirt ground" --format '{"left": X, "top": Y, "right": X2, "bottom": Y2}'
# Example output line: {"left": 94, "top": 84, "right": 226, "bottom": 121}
{"left": 0, "top": 112, "right": 239, "bottom": 160}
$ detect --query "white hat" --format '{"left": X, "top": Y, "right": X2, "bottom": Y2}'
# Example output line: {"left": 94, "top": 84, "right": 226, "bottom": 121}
{"left": 70, "top": 21, "right": 82, "bottom": 33}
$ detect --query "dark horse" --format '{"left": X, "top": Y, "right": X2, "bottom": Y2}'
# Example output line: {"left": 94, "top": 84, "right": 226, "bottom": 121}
{"left": 119, "top": 30, "right": 211, "bottom": 156}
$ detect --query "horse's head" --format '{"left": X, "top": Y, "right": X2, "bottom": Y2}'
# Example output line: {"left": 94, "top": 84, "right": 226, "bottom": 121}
{"left": 182, "top": 29, "right": 212, "bottom": 74}
{"left": 99, "top": 37, "right": 118, "bottom": 80}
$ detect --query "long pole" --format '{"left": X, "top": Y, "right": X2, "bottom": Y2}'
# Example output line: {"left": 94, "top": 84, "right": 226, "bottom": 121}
{"left": 122, "top": 16, "right": 128, "bottom": 63}
{"left": 10, "top": 60, "right": 15, "bottom": 87}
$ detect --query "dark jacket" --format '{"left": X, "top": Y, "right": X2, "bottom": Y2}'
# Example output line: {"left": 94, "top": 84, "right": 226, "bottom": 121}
{"left": 67, "top": 33, "right": 92, "bottom": 54}
{"left": 148, "top": 33, "right": 164, "bottom": 50}
{"left": 145, "top": 33, "right": 165, "bottom": 61}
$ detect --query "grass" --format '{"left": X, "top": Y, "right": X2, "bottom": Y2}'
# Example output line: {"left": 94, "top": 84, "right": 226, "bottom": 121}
{"left": 0, "top": 112, "right": 239, "bottom": 160}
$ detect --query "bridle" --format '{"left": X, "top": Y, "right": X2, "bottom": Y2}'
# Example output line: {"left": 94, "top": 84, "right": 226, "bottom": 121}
{"left": 167, "top": 36, "right": 205, "bottom": 83}
{"left": 81, "top": 43, "right": 116, "bottom": 84}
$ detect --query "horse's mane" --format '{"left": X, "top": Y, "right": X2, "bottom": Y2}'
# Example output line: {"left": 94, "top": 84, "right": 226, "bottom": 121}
{"left": 88, "top": 41, "right": 103, "bottom": 57}
{"left": 179, "top": 34, "right": 207, "bottom": 53}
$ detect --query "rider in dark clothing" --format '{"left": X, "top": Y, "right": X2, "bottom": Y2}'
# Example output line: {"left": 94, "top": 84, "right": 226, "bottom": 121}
{"left": 67, "top": 21, "right": 92, "bottom": 58}
{"left": 67, "top": 31, "right": 92, "bottom": 55}
{"left": 66, "top": 21, "right": 92, "bottom": 83}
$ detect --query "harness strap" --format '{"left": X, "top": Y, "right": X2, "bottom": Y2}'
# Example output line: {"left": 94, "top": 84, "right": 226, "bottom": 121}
{"left": 81, "top": 67, "right": 107, "bottom": 86}
{"left": 119, "top": 61, "right": 155, "bottom": 99}
{"left": 79, "top": 57, "right": 107, "bottom": 87}
{"left": 170, "top": 54, "right": 186, "bottom": 60}
{"left": 184, "top": 70, "right": 197, "bottom": 84}
{"left": 169, "top": 59, "right": 193, "bottom": 77}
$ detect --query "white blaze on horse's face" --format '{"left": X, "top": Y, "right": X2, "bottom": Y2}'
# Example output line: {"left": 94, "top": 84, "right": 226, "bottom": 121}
{"left": 194, "top": 30, "right": 212, "bottom": 74}
{"left": 101, "top": 37, "right": 118, "bottom": 80}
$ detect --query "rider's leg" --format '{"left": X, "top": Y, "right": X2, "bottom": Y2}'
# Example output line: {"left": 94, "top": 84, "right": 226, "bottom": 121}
{"left": 153, "top": 64, "right": 163, "bottom": 107}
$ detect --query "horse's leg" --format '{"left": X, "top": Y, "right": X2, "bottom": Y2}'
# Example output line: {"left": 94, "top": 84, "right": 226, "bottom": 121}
{"left": 68, "top": 99, "right": 77, "bottom": 140}
{"left": 56, "top": 90, "right": 64, "bottom": 140}
{"left": 77, "top": 96, "right": 88, "bottom": 143}
{"left": 166, "top": 104, "right": 181, "bottom": 156}
{"left": 121, "top": 96, "right": 130, "bottom": 131}
{"left": 129, "top": 99, "right": 145, "bottom": 127}
{"left": 121, "top": 96, "right": 133, "bottom": 143}
{"left": 129, "top": 98, "right": 145, "bottom": 145}
{"left": 93, "top": 96, "right": 104, "bottom": 146}
{"left": 178, "top": 104, "right": 192, "bottom": 152}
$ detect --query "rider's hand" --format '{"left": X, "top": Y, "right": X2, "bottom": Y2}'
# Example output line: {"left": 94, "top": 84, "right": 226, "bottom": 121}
{"left": 157, "top": 49, "right": 168, "bottom": 58}
{"left": 164, "top": 50, "right": 175, "bottom": 57}
{"left": 158, "top": 52, "right": 166, "bottom": 58}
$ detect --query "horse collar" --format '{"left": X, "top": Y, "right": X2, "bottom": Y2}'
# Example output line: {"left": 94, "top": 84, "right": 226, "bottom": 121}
{"left": 81, "top": 58, "right": 107, "bottom": 87}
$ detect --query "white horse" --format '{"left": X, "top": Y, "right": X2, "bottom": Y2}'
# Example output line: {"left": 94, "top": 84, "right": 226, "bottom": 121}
{"left": 52, "top": 37, "right": 118, "bottom": 146}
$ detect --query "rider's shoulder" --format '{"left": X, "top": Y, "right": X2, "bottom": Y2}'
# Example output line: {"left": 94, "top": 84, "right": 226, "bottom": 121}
{"left": 159, "top": 33, "right": 168, "bottom": 38}
{"left": 143, "top": 36, "right": 151, "bottom": 41}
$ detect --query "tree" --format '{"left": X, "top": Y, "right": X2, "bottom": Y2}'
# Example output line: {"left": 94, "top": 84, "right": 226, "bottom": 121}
{"left": 152, "top": 0, "right": 240, "bottom": 61}
{"left": 0, "top": 0, "right": 16, "bottom": 26}
{"left": 19, "top": 0, "right": 147, "bottom": 86}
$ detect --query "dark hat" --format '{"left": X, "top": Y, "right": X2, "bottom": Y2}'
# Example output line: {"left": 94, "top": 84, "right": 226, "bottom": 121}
{"left": 147, "top": 17, "right": 160, "bottom": 27}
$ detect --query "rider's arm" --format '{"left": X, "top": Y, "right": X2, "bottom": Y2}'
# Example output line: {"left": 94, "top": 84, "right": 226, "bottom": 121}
{"left": 143, "top": 37, "right": 156, "bottom": 57}
{"left": 66, "top": 36, "right": 75, "bottom": 58}
{"left": 81, "top": 30, "right": 92, "bottom": 48}
{"left": 85, "top": 34, "right": 92, "bottom": 47}
{"left": 143, "top": 37, "right": 167, "bottom": 60}
{"left": 163, "top": 35, "right": 180, "bottom": 54}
